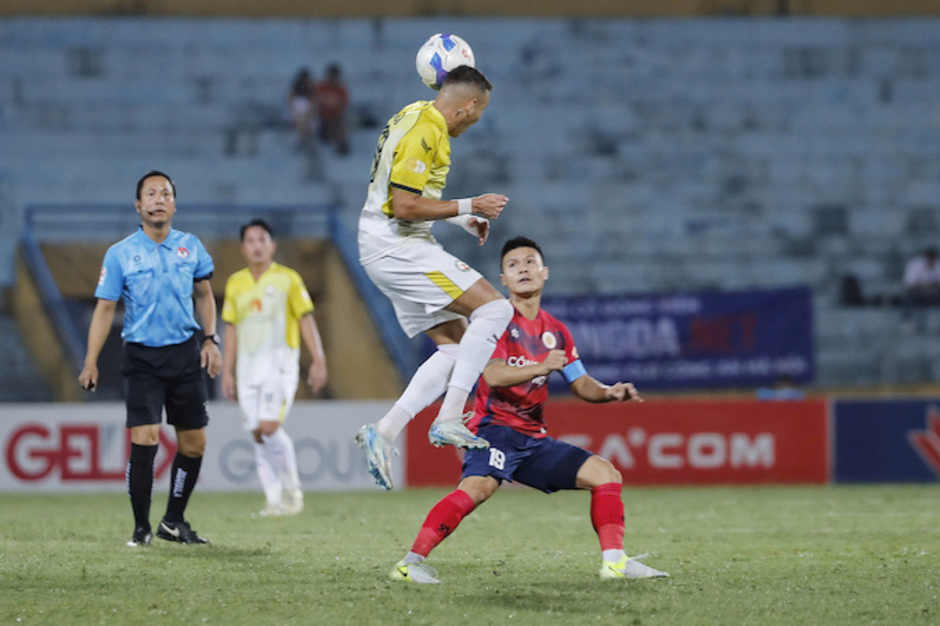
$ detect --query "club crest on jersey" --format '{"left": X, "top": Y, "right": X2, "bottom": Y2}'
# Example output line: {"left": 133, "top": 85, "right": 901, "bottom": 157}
{"left": 98, "top": 266, "right": 107, "bottom": 286}
{"left": 406, "top": 157, "right": 427, "bottom": 174}
{"left": 542, "top": 331, "right": 557, "bottom": 349}
{"left": 177, "top": 247, "right": 189, "bottom": 259}
{"left": 455, "top": 260, "right": 471, "bottom": 272}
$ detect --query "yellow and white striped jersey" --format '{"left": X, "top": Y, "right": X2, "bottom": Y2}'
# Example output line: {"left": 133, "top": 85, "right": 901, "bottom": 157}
{"left": 358, "top": 100, "right": 452, "bottom": 264}
{"left": 221, "top": 263, "right": 314, "bottom": 384}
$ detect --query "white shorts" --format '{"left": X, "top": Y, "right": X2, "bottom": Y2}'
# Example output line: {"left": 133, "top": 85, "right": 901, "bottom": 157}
{"left": 289, "top": 96, "right": 313, "bottom": 120}
{"left": 237, "top": 374, "right": 299, "bottom": 432}
{"left": 363, "top": 238, "right": 484, "bottom": 338}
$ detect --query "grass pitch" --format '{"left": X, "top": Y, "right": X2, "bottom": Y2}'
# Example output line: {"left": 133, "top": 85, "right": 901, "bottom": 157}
{"left": 1, "top": 485, "right": 937, "bottom": 625}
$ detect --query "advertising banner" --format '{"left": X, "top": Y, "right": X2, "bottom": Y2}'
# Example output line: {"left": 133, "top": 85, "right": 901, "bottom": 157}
{"left": 405, "top": 399, "right": 829, "bottom": 487}
{"left": 1, "top": 401, "right": 397, "bottom": 492}
{"left": 834, "top": 399, "right": 940, "bottom": 483}
{"left": 540, "top": 286, "right": 814, "bottom": 391}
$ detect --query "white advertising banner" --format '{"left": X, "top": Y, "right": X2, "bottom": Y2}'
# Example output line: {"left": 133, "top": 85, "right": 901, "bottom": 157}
{"left": 0, "top": 401, "right": 403, "bottom": 492}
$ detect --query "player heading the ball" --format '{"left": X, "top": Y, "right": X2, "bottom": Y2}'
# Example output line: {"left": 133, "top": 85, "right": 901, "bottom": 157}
{"left": 355, "top": 60, "right": 511, "bottom": 490}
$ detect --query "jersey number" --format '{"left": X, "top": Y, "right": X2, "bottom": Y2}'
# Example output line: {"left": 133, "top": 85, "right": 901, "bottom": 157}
{"left": 369, "top": 111, "right": 406, "bottom": 183}
{"left": 368, "top": 124, "right": 390, "bottom": 183}
{"left": 488, "top": 448, "right": 506, "bottom": 471}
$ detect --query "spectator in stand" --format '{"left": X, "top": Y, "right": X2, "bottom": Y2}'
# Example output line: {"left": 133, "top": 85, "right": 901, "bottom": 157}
{"left": 287, "top": 67, "right": 318, "bottom": 153}
{"left": 902, "top": 246, "right": 940, "bottom": 332}
{"left": 315, "top": 63, "right": 350, "bottom": 156}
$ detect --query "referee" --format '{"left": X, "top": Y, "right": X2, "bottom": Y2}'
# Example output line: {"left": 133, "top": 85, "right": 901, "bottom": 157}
{"left": 79, "top": 171, "right": 222, "bottom": 547}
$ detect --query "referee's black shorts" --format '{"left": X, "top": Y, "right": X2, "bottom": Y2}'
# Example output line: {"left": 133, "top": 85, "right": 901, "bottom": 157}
{"left": 121, "top": 336, "right": 209, "bottom": 430}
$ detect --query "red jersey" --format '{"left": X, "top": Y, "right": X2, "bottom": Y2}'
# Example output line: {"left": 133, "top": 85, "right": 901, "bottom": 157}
{"left": 469, "top": 306, "right": 580, "bottom": 438}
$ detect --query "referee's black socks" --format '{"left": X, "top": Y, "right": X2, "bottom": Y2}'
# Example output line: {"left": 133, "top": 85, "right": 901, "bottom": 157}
{"left": 128, "top": 443, "right": 158, "bottom": 530}
{"left": 164, "top": 452, "right": 203, "bottom": 523}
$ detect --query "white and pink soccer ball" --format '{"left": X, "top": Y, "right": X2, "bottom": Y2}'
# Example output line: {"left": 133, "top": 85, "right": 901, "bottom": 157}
{"left": 415, "top": 33, "right": 475, "bottom": 90}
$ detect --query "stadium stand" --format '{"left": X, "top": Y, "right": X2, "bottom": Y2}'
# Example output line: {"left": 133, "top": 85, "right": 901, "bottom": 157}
{"left": 2, "top": 16, "right": 940, "bottom": 394}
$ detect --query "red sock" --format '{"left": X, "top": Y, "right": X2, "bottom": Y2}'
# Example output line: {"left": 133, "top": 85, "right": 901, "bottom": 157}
{"left": 591, "top": 482, "right": 625, "bottom": 552}
{"left": 411, "top": 489, "right": 476, "bottom": 557}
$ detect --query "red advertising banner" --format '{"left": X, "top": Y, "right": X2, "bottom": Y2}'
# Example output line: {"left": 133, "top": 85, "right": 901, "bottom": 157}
{"left": 1, "top": 401, "right": 399, "bottom": 492}
{"left": 405, "top": 399, "right": 829, "bottom": 487}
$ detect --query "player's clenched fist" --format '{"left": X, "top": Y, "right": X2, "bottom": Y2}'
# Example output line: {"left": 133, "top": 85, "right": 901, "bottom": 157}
{"left": 540, "top": 349, "right": 568, "bottom": 375}
{"left": 606, "top": 381, "right": 642, "bottom": 402}
{"left": 472, "top": 193, "right": 509, "bottom": 220}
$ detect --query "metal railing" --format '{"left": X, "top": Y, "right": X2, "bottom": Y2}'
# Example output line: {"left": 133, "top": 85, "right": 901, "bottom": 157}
{"left": 21, "top": 203, "right": 417, "bottom": 383}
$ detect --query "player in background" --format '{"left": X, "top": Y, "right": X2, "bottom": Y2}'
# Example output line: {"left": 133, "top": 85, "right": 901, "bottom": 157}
{"left": 221, "top": 219, "right": 328, "bottom": 516}
{"left": 355, "top": 65, "right": 513, "bottom": 490}
{"left": 390, "top": 237, "right": 669, "bottom": 583}
{"left": 80, "top": 171, "right": 219, "bottom": 546}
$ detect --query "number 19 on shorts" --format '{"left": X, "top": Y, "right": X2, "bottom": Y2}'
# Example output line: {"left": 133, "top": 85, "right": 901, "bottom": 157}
{"left": 488, "top": 448, "right": 505, "bottom": 470}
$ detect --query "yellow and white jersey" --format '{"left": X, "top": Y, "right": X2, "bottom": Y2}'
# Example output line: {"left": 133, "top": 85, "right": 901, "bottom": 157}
{"left": 358, "top": 100, "right": 452, "bottom": 264}
{"left": 222, "top": 263, "right": 314, "bottom": 384}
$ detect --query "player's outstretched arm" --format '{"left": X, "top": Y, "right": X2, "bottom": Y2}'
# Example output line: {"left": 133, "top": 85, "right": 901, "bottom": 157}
{"left": 482, "top": 349, "right": 567, "bottom": 388}
{"left": 392, "top": 187, "right": 508, "bottom": 221}
{"left": 570, "top": 376, "right": 642, "bottom": 403}
{"left": 78, "top": 298, "right": 117, "bottom": 391}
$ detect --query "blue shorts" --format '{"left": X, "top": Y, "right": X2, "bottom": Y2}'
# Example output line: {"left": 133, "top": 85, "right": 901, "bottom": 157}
{"left": 461, "top": 424, "right": 592, "bottom": 493}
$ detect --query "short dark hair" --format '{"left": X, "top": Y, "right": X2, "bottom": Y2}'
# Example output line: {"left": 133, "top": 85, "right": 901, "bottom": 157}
{"left": 136, "top": 170, "right": 175, "bottom": 200}
{"left": 442, "top": 65, "right": 493, "bottom": 92}
{"left": 240, "top": 218, "right": 275, "bottom": 241}
{"left": 501, "top": 236, "right": 544, "bottom": 265}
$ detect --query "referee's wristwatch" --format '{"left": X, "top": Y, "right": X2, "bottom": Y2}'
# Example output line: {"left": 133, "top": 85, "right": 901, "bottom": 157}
{"left": 204, "top": 333, "right": 221, "bottom": 346}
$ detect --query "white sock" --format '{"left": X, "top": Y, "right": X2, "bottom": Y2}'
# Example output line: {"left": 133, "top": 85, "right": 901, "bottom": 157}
{"left": 254, "top": 441, "right": 282, "bottom": 506}
{"left": 377, "top": 345, "right": 458, "bottom": 441}
{"left": 436, "top": 299, "right": 513, "bottom": 423}
{"left": 603, "top": 549, "right": 626, "bottom": 563}
{"left": 267, "top": 427, "right": 301, "bottom": 491}
{"left": 401, "top": 551, "right": 426, "bottom": 565}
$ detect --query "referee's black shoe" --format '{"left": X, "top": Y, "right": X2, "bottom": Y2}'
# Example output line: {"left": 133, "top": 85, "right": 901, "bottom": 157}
{"left": 157, "top": 519, "right": 209, "bottom": 545}
{"left": 126, "top": 526, "right": 153, "bottom": 547}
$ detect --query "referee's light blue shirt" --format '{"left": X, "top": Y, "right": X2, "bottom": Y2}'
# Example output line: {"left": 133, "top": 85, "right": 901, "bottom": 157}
{"left": 95, "top": 227, "right": 215, "bottom": 347}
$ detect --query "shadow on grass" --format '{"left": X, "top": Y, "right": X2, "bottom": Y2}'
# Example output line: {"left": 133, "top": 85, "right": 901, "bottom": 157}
{"left": 459, "top": 579, "right": 671, "bottom": 612}
{"left": 137, "top": 544, "right": 271, "bottom": 561}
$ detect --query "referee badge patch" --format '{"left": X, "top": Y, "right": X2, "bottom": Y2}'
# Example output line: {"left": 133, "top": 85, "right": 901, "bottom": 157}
{"left": 177, "top": 247, "right": 189, "bottom": 259}
{"left": 455, "top": 260, "right": 471, "bottom": 272}
{"left": 542, "top": 331, "right": 557, "bottom": 349}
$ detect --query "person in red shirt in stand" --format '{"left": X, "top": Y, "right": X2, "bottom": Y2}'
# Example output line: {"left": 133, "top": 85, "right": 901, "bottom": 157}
{"left": 315, "top": 63, "right": 349, "bottom": 155}
{"left": 388, "top": 236, "right": 669, "bottom": 584}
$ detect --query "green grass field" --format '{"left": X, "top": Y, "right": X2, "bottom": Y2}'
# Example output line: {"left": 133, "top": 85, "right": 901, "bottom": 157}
{"left": 1, "top": 485, "right": 937, "bottom": 625}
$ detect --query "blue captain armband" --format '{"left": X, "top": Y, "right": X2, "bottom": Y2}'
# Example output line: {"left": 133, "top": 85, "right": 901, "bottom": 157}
{"left": 561, "top": 359, "right": 588, "bottom": 384}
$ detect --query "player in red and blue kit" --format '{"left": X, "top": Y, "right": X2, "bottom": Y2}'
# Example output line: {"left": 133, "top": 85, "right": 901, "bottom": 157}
{"left": 390, "top": 236, "right": 669, "bottom": 583}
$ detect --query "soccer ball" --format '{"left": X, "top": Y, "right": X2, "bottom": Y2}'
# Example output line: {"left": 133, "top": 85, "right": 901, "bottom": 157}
{"left": 415, "top": 33, "right": 475, "bottom": 90}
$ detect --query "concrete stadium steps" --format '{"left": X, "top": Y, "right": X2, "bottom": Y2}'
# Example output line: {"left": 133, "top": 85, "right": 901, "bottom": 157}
{"left": 3, "top": 16, "right": 940, "bottom": 392}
